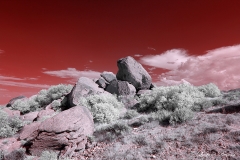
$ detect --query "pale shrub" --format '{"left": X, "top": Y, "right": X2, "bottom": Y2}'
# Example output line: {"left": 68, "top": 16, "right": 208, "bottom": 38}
{"left": 11, "top": 84, "right": 73, "bottom": 114}
{"left": 197, "top": 83, "right": 221, "bottom": 98}
{"left": 138, "top": 83, "right": 205, "bottom": 113}
{"left": 138, "top": 83, "right": 216, "bottom": 125}
{"left": 169, "top": 107, "right": 194, "bottom": 125}
{"left": 77, "top": 94, "right": 124, "bottom": 124}
{"left": 11, "top": 99, "right": 30, "bottom": 114}
{"left": 51, "top": 100, "right": 61, "bottom": 111}
{"left": 36, "top": 84, "right": 73, "bottom": 106}
{"left": 39, "top": 150, "right": 58, "bottom": 160}
{"left": 0, "top": 110, "right": 24, "bottom": 138}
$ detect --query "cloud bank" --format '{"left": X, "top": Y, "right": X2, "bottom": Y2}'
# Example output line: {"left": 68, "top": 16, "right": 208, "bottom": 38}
{"left": 0, "top": 75, "right": 49, "bottom": 88}
{"left": 140, "top": 49, "right": 193, "bottom": 70}
{"left": 43, "top": 68, "right": 101, "bottom": 83}
{"left": 140, "top": 45, "right": 240, "bottom": 91}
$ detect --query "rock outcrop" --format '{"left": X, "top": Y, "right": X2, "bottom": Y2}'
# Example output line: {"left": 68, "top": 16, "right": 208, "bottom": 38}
{"left": 100, "top": 71, "right": 116, "bottom": 83}
{"left": 105, "top": 79, "right": 136, "bottom": 96}
{"left": 20, "top": 106, "right": 94, "bottom": 159}
{"left": 96, "top": 77, "right": 109, "bottom": 89}
{"left": 68, "top": 77, "right": 108, "bottom": 107}
{"left": 116, "top": 56, "right": 152, "bottom": 90}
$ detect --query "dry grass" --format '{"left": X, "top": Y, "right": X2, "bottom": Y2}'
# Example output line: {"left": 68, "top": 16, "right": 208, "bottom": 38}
{"left": 82, "top": 91, "right": 240, "bottom": 160}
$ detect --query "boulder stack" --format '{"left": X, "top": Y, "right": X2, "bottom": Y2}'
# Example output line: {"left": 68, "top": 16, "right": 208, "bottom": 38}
{"left": 116, "top": 56, "right": 152, "bottom": 91}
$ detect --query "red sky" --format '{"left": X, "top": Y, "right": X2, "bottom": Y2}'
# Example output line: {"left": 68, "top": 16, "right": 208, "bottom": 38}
{"left": 1, "top": 0, "right": 240, "bottom": 104}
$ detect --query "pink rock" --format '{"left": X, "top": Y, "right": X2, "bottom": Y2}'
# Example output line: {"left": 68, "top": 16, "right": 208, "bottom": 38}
{"left": 116, "top": 56, "right": 152, "bottom": 90}
{"left": 2, "top": 107, "right": 20, "bottom": 117}
{"left": 19, "top": 122, "right": 41, "bottom": 141}
{"left": 36, "top": 109, "right": 55, "bottom": 121}
{"left": 19, "top": 106, "right": 94, "bottom": 159}
{"left": 20, "top": 111, "right": 39, "bottom": 122}
{"left": 106, "top": 79, "right": 136, "bottom": 96}
{"left": 68, "top": 77, "right": 106, "bottom": 107}
{"left": 0, "top": 137, "right": 21, "bottom": 154}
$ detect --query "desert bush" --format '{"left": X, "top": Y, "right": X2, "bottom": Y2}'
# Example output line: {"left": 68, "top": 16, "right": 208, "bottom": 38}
{"left": 0, "top": 110, "right": 24, "bottom": 138}
{"left": 51, "top": 100, "right": 62, "bottom": 111}
{"left": 94, "top": 121, "right": 131, "bottom": 142}
{"left": 77, "top": 94, "right": 124, "bottom": 123}
{"left": 132, "top": 135, "right": 148, "bottom": 146}
{"left": 193, "top": 98, "right": 213, "bottom": 111}
{"left": 36, "top": 84, "right": 73, "bottom": 106}
{"left": 39, "top": 150, "right": 58, "bottom": 160}
{"left": 137, "top": 83, "right": 218, "bottom": 125}
{"left": 117, "top": 94, "right": 139, "bottom": 108}
{"left": 169, "top": 107, "right": 194, "bottom": 125}
{"left": 138, "top": 83, "right": 205, "bottom": 113}
{"left": 197, "top": 83, "right": 221, "bottom": 98}
{"left": 11, "top": 84, "right": 72, "bottom": 114}
{"left": 123, "top": 110, "right": 139, "bottom": 119}
{"left": 223, "top": 90, "right": 240, "bottom": 101}
{"left": 210, "top": 97, "right": 228, "bottom": 106}
{"left": 4, "top": 148, "right": 26, "bottom": 160}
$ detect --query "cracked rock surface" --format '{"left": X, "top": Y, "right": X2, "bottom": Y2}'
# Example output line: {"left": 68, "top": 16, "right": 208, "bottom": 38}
{"left": 19, "top": 106, "right": 94, "bottom": 159}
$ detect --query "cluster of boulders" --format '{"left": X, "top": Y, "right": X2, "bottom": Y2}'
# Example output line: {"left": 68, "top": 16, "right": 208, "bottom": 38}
{"left": 0, "top": 56, "right": 156, "bottom": 159}
{"left": 68, "top": 56, "right": 155, "bottom": 108}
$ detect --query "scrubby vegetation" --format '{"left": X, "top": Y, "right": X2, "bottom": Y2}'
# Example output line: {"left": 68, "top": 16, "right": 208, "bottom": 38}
{"left": 0, "top": 109, "right": 25, "bottom": 138}
{"left": 10, "top": 84, "right": 73, "bottom": 114}
{"left": 137, "top": 83, "right": 221, "bottom": 125}
{"left": 2, "top": 81, "right": 240, "bottom": 159}
{"left": 77, "top": 94, "right": 124, "bottom": 123}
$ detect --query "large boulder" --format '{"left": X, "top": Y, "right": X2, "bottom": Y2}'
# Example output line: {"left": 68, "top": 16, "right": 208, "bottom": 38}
{"left": 100, "top": 71, "right": 116, "bottom": 83}
{"left": 105, "top": 79, "right": 136, "bottom": 96}
{"left": 116, "top": 56, "right": 152, "bottom": 90}
{"left": 68, "top": 77, "right": 109, "bottom": 107}
{"left": 96, "top": 77, "right": 109, "bottom": 89}
{"left": 20, "top": 106, "right": 94, "bottom": 159}
{"left": 6, "top": 96, "right": 27, "bottom": 107}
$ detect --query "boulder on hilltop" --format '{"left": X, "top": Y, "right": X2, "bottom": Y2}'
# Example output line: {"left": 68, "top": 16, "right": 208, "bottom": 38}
{"left": 116, "top": 56, "right": 152, "bottom": 90}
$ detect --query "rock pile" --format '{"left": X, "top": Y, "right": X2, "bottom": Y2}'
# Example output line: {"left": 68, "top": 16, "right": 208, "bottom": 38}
{"left": 68, "top": 56, "right": 155, "bottom": 107}
{"left": 0, "top": 56, "right": 155, "bottom": 159}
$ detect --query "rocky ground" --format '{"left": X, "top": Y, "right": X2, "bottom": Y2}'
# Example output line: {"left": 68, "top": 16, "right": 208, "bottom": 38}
{"left": 82, "top": 103, "right": 240, "bottom": 160}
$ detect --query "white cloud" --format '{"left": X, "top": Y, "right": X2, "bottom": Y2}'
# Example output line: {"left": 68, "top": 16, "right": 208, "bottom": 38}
{"left": 0, "top": 75, "right": 24, "bottom": 81}
{"left": 0, "top": 49, "right": 4, "bottom": 54}
{"left": 134, "top": 54, "right": 142, "bottom": 57}
{"left": 155, "top": 45, "right": 240, "bottom": 91}
{"left": 140, "top": 49, "right": 193, "bottom": 70}
{"left": 147, "top": 47, "right": 156, "bottom": 51}
{"left": 43, "top": 68, "right": 101, "bottom": 81}
{"left": 148, "top": 67, "right": 156, "bottom": 71}
{"left": 0, "top": 75, "right": 48, "bottom": 88}
{"left": 0, "top": 80, "right": 49, "bottom": 88}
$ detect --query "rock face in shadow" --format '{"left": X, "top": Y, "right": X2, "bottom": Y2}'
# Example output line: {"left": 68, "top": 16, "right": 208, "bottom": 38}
{"left": 105, "top": 79, "right": 136, "bottom": 96}
{"left": 100, "top": 71, "right": 116, "bottom": 83}
{"left": 19, "top": 106, "right": 94, "bottom": 159}
{"left": 116, "top": 56, "right": 152, "bottom": 90}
